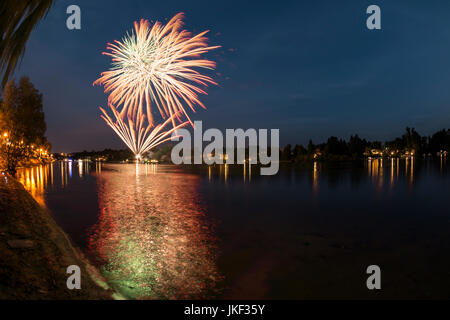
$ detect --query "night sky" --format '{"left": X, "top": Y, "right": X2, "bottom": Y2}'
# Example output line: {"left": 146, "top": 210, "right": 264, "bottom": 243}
{"left": 12, "top": 0, "right": 450, "bottom": 152}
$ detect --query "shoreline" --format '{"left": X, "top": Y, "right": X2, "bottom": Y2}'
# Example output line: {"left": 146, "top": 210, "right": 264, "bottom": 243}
{"left": 0, "top": 173, "right": 120, "bottom": 299}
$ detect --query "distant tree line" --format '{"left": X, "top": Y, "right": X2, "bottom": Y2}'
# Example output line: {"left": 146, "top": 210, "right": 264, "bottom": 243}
{"left": 67, "top": 144, "right": 175, "bottom": 163}
{"left": 66, "top": 148, "right": 133, "bottom": 162}
{"left": 66, "top": 127, "right": 450, "bottom": 164}
{"left": 281, "top": 127, "right": 450, "bottom": 162}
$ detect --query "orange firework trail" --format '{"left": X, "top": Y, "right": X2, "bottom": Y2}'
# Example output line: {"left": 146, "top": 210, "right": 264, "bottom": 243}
{"left": 94, "top": 13, "right": 220, "bottom": 128}
{"left": 100, "top": 104, "right": 187, "bottom": 159}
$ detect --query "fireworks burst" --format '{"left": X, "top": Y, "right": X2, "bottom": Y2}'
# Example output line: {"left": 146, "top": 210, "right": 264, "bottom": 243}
{"left": 100, "top": 104, "right": 188, "bottom": 159}
{"left": 94, "top": 13, "right": 220, "bottom": 127}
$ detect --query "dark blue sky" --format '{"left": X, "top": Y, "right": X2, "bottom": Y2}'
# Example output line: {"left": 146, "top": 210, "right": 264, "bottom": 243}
{"left": 13, "top": 0, "right": 450, "bottom": 152}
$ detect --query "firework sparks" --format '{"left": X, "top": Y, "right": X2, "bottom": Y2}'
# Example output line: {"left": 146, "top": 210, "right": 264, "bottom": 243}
{"left": 94, "top": 13, "right": 219, "bottom": 127}
{"left": 100, "top": 104, "right": 188, "bottom": 159}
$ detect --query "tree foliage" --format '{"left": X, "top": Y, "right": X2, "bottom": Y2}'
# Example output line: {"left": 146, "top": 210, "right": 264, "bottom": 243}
{"left": 0, "top": 77, "right": 49, "bottom": 172}
{"left": 282, "top": 127, "right": 450, "bottom": 162}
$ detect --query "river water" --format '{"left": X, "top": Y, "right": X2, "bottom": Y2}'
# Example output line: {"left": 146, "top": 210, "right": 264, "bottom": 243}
{"left": 16, "top": 158, "right": 450, "bottom": 299}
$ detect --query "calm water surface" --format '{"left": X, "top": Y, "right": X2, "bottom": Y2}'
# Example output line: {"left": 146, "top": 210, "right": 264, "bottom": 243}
{"left": 16, "top": 158, "right": 450, "bottom": 299}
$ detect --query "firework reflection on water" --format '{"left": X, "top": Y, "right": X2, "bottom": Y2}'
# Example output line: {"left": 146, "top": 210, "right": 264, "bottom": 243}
{"left": 87, "top": 163, "right": 222, "bottom": 299}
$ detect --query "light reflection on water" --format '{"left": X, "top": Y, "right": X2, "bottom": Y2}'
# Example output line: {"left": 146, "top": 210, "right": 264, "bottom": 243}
{"left": 18, "top": 157, "right": 435, "bottom": 202}
{"left": 18, "top": 160, "right": 222, "bottom": 299}
{"left": 16, "top": 160, "right": 92, "bottom": 205}
{"left": 87, "top": 163, "right": 222, "bottom": 299}
{"left": 14, "top": 156, "right": 450, "bottom": 299}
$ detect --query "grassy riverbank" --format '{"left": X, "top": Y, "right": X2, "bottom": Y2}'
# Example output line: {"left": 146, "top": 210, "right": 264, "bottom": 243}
{"left": 0, "top": 174, "right": 118, "bottom": 299}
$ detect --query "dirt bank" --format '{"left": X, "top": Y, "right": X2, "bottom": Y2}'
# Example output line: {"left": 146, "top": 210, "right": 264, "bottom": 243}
{"left": 0, "top": 173, "right": 118, "bottom": 299}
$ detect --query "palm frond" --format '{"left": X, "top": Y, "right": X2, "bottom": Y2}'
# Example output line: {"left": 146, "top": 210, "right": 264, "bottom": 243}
{"left": 0, "top": 0, "right": 53, "bottom": 88}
